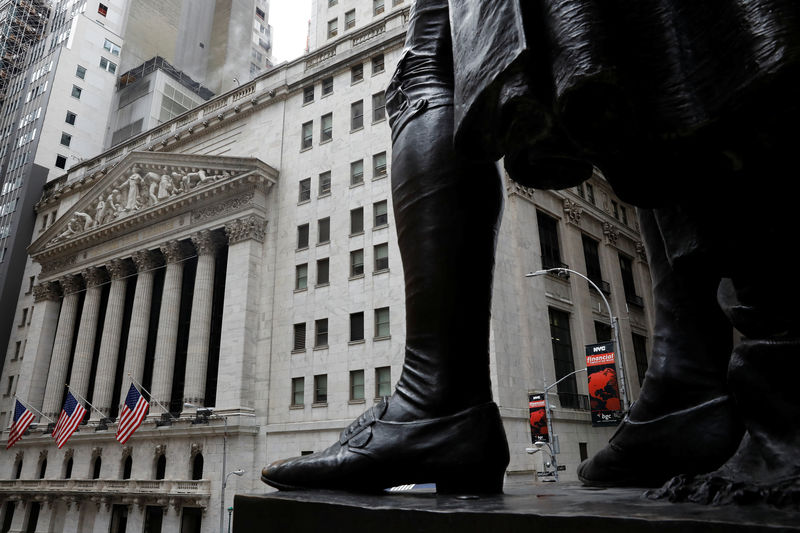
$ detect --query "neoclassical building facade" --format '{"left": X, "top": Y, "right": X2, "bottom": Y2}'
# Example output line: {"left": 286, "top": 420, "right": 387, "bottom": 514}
{"left": 0, "top": 3, "right": 653, "bottom": 532}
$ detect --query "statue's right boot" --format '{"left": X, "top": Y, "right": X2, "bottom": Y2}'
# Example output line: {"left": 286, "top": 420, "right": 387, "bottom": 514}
{"left": 578, "top": 209, "right": 744, "bottom": 487}
{"left": 262, "top": 102, "right": 510, "bottom": 493}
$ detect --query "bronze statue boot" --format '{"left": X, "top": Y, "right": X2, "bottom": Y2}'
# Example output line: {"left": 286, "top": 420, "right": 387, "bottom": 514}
{"left": 262, "top": 397, "right": 509, "bottom": 493}
{"left": 649, "top": 338, "right": 800, "bottom": 506}
{"left": 578, "top": 210, "right": 744, "bottom": 487}
{"left": 262, "top": 102, "right": 510, "bottom": 493}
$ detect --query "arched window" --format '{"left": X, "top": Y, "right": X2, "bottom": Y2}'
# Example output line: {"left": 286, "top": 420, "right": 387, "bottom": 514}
{"left": 122, "top": 455, "right": 132, "bottom": 480}
{"left": 92, "top": 457, "right": 102, "bottom": 479}
{"left": 155, "top": 454, "right": 166, "bottom": 480}
{"left": 13, "top": 459, "right": 22, "bottom": 479}
{"left": 64, "top": 457, "right": 73, "bottom": 479}
{"left": 38, "top": 459, "right": 47, "bottom": 479}
{"left": 191, "top": 453, "right": 203, "bottom": 480}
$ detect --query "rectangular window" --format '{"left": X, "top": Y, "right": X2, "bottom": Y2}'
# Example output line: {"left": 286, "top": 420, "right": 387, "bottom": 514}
{"left": 99, "top": 56, "right": 117, "bottom": 73}
{"left": 60, "top": 132, "right": 72, "bottom": 147}
{"left": 620, "top": 206, "right": 629, "bottom": 226}
{"left": 374, "top": 0, "right": 385, "bottom": 16}
{"left": 315, "top": 318, "right": 329, "bottom": 348}
{"left": 71, "top": 85, "right": 82, "bottom": 99}
{"left": 375, "top": 367, "right": 391, "bottom": 397}
{"left": 537, "top": 211, "right": 562, "bottom": 270}
{"left": 298, "top": 178, "right": 311, "bottom": 202}
{"left": 327, "top": 19, "right": 338, "bottom": 39}
{"left": 13, "top": 341, "right": 22, "bottom": 361}
{"left": 375, "top": 307, "right": 390, "bottom": 338}
{"left": 350, "top": 370, "right": 365, "bottom": 401}
{"left": 632, "top": 333, "right": 649, "bottom": 387}
{"left": 373, "top": 152, "right": 387, "bottom": 178}
{"left": 581, "top": 234, "right": 603, "bottom": 288}
{"left": 27, "top": 276, "right": 35, "bottom": 294}
{"left": 351, "top": 100, "right": 364, "bottom": 130}
{"left": 350, "top": 207, "right": 364, "bottom": 235}
{"left": 319, "top": 171, "right": 331, "bottom": 196}
{"left": 350, "top": 312, "right": 364, "bottom": 342}
{"left": 318, "top": 217, "right": 330, "bottom": 244}
{"left": 65, "top": 111, "right": 76, "bottom": 125}
{"left": 373, "top": 200, "right": 388, "bottom": 227}
{"left": 19, "top": 308, "right": 28, "bottom": 326}
{"left": 372, "top": 91, "right": 386, "bottom": 122}
{"left": 293, "top": 323, "right": 306, "bottom": 351}
{"left": 301, "top": 121, "right": 313, "bottom": 150}
{"left": 98, "top": 3, "right": 108, "bottom": 16}
{"left": 295, "top": 264, "right": 308, "bottom": 290}
{"left": 256, "top": 7, "right": 265, "bottom": 18}
{"left": 345, "top": 9, "right": 356, "bottom": 29}
{"left": 291, "top": 377, "right": 304, "bottom": 406}
{"left": 103, "top": 39, "right": 121, "bottom": 56}
{"left": 350, "top": 160, "right": 364, "bottom": 185}
{"left": 55, "top": 154, "right": 67, "bottom": 169}
{"left": 619, "top": 254, "right": 641, "bottom": 306}
{"left": 594, "top": 321, "right": 612, "bottom": 344}
{"left": 374, "top": 243, "right": 389, "bottom": 272}
{"left": 372, "top": 54, "right": 384, "bottom": 74}
{"left": 322, "top": 77, "right": 334, "bottom": 96}
{"left": 350, "top": 249, "right": 364, "bottom": 277}
{"left": 351, "top": 64, "right": 363, "bottom": 84}
{"left": 314, "top": 374, "right": 328, "bottom": 403}
{"left": 328, "top": 0, "right": 337, "bottom": 6}
{"left": 320, "top": 113, "right": 333, "bottom": 142}
{"left": 303, "top": 86, "right": 314, "bottom": 104}
{"left": 586, "top": 183, "right": 595, "bottom": 205}
{"left": 316, "top": 258, "right": 330, "bottom": 286}
{"left": 612, "top": 200, "right": 620, "bottom": 220}
{"left": 549, "top": 307, "right": 583, "bottom": 410}
{"left": 76, "top": 65, "right": 86, "bottom": 79}
{"left": 297, "top": 223, "right": 310, "bottom": 249}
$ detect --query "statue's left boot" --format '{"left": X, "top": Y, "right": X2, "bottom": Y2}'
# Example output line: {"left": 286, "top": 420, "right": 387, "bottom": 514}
{"left": 262, "top": 96, "right": 510, "bottom": 493}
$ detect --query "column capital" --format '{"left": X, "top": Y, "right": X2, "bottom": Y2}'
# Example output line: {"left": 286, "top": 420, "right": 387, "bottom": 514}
{"left": 191, "top": 230, "right": 225, "bottom": 256}
{"left": 33, "top": 281, "right": 62, "bottom": 302}
{"left": 131, "top": 249, "right": 162, "bottom": 272}
{"left": 107, "top": 258, "right": 134, "bottom": 280}
{"left": 60, "top": 274, "right": 84, "bottom": 295}
{"left": 225, "top": 214, "right": 267, "bottom": 244}
{"left": 160, "top": 240, "right": 193, "bottom": 264}
{"left": 82, "top": 266, "right": 109, "bottom": 288}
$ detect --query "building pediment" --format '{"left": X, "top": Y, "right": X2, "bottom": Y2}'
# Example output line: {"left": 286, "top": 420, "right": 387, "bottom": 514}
{"left": 30, "top": 151, "right": 278, "bottom": 274}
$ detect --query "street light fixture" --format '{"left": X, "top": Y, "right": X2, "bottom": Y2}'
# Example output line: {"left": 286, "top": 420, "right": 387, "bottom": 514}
{"left": 526, "top": 267, "right": 631, "bottom": 411}
{"left": 223, "top": 469, "right": 245, "bottom": 533}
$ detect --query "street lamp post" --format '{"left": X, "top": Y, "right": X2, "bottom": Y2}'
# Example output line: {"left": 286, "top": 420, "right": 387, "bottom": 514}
{"left": 223, "top": 469, "right": 245, "bottom": 533}
{"left": 526, "top": 268, "right": 631, "bottom": 411}
{"left": 538, "top": 367, "right": 588, "bottom": 481}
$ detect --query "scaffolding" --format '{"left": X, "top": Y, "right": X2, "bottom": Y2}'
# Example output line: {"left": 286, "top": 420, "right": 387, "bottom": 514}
{"left": 0, "top": 0, "right": 50, "bottom": 101}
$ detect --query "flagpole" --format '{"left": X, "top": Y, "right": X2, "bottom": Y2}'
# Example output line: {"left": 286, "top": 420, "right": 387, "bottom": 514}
{"left": 127, "top": 373, "right": 178, "bottom": 420}
{"left": 65, "top": 385, "right": 109, "bottom": 421}
{"left": 13, "top": 396, "right": 55, "bottom": 423}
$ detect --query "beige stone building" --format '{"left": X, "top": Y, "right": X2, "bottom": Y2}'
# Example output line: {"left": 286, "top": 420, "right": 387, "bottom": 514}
{"left": 0, "top": 1, "right": 653, "bottom": 532}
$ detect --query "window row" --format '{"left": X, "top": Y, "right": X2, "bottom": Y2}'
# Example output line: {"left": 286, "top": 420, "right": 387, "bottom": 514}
{"left": 295, "top": 243, "right": 388, "bottom": 289}
{"left": 296, "top": 201, "right": 388, "bottom": 249}
{"left": 292, "top": 307, "right": 391, "bottom": 352}
{"left": 350, "top": 92, "right": 386, "bottom": 130}
{"left": 291, "top": 366, "right": 392, "bottom": 406}
{"left": 302, "top": 55, "right": 385, "bottom": 105}
{"left": 300, "top": 103, "right": 386, "bottom": 150}
{"left": 298, "top": 156, "right": 387, "bottom": 203}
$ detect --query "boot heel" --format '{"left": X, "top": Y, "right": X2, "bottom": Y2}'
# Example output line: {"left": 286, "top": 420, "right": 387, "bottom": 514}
{"left": 435, "top": 469, "right": 505, "bottom": 495}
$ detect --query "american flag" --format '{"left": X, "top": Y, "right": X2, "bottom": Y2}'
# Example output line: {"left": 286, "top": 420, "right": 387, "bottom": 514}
{"left": 6, "top": 399, "right": 35, "bottom": 449}
{"left": 116, "top": 383, "right": 149, "bottom": 444}
{"left": 53, "top": 392, "right": 86, "bottom": 449}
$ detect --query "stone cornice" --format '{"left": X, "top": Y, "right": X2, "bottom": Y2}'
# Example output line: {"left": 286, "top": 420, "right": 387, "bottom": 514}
{"left": 225, "top": 214, "right": 268, "bottom": 244}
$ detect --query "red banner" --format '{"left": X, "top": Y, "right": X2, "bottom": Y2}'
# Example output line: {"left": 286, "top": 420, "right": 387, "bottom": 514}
{"left": 528, "top": 393, "right": 549, "bottom": 442}
{"left": 586, "top": 342, "right": 622, "bottom": 426}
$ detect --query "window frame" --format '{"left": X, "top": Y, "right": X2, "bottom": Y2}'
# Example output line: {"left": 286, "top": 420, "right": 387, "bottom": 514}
{"left": 350, "top": 249, "right": 364, "bottom": 277}
{"left": 301, "top": 121, "right": 313, "bottom": 150}
{"left": 314, "top": 318, "right": 329, "bottom": 348}
{"left": 291, "top": 377, "right": 305, "bottom": 406}
{"left": 320, "top": 113, "right": 333, "bottom": 143}
{"left": 374, "top": 307, "right": 390, "bottom": 338}
{"left": 350, "top": 370, "right": 365, "bottom": 401}
{"left": 351, "top": 100, "right": 364, "bottom": 131}
{"left": 373, "top": 200, "right": 388, "bottom": 227}
{"left": 298, "top": 178, "right": 311, "bottom": 203}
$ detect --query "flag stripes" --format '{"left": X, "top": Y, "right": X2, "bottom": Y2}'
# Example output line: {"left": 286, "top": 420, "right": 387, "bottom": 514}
{"left": 6, "top": 400, "right": 35, "bottom": 449}
{"left": 116, "top": 383, "right": 149, "bottom": 444}
{"left": 53, "top": 392, "right": 86, "bottom": 449}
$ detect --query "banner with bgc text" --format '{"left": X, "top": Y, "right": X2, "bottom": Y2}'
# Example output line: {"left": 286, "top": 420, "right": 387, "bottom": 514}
{"left": 585, "top": 342, "right": 622, "bottom": 426}
{"left": 528, "top": 393, "right": 549, "bottom": 442}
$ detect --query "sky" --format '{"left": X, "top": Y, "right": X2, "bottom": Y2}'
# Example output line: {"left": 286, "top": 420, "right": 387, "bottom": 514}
{"left": 269, "top": 0, "right": 314, "bottom": 62}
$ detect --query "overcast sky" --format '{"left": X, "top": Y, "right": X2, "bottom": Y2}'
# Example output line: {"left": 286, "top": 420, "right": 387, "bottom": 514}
{"left": 269, "top": 0, "right": 313, "bottom": 62}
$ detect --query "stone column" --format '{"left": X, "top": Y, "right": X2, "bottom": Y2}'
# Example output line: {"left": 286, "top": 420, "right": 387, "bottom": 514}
{"left": 91, "top": 503, "right": 112, "bottom": 533}
{"left": 60, "top": 501, "right": 81, "bottom": 533}
{"left": 216, "top": 215, "right": 267, "bottom": 411}
{"left": 149, "top": 240, "right": 191, "bottom": 418}
{"left": 16, "top": 281, "right": 62, "bottom": 412}
{"left": 91, "top": 259, "right": 132, "bottom": 420}
{"left": 182, "top": 230, "right": 224, "bottom": 410}
{"left": 120, "top": 249, "right": 161, "bottom": 407}
{"left": 42, "top": 275, "right": 84, "bottom": 420}
{"left": 33, "top": 501, "right": 55, "bottom": 533}
{"left": 125, "top": 505, "right": 144, "bottom": 533}
{"left": 68, "top": 267, "right": 108, "bottom": 402}
{"left": 7, "top": 499, "right": 26, "bottom": 533}
{"left": 161, "top": 505, "right": 181, "bottom": 532}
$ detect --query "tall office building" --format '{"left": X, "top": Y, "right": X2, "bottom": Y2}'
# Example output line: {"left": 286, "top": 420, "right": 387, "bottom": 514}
{"left": 0, "top": 2, "right": 653, "bottom": 532}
